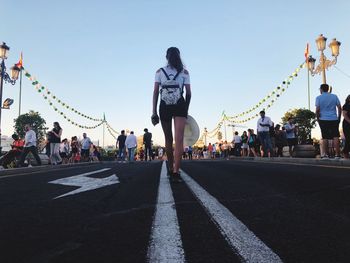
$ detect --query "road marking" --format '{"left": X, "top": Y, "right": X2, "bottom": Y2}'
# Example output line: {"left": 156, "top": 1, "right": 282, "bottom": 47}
{"left": 0, "top": 163, "right": 103, "bottom": 179}
{"left": 49, "top": 168, "right": 119, "bottom": 199}
{"left": 147, "top": 161, "right": 185, "bottom": 263}
{"left": 181, "top": 170, "right": 282, "bottom": 263}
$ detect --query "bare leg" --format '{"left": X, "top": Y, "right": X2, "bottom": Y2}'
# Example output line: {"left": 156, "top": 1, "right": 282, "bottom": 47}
{"left": 320, "top": 139, "right": 328, "bottom": 156}
{"left": 174, "top": 117, "right": 186, "bottom": 173}
{"left": 333, "top": 137, "right": 340, "bottom": 156}
{"left": 161, "top": 120, "right": 174, "bottom": 172}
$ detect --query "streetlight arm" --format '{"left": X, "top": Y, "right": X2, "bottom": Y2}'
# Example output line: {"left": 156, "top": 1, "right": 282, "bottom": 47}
{"left": 309, "top": 54, "right": 338, "bottom": 76}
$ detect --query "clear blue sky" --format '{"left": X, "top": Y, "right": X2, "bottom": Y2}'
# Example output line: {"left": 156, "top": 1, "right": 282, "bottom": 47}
{"left": 1, "top": 0, "right": 350, "bottom": 145}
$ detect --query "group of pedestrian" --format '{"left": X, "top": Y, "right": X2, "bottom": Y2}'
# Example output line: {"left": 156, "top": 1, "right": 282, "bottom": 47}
{"left": 115, "top": 128, "right": 155, "bottom": 163}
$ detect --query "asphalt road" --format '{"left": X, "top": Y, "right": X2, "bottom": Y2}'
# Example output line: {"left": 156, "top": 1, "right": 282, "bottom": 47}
{"left": 0, "top": 160, "right": 350, "bottom": 263}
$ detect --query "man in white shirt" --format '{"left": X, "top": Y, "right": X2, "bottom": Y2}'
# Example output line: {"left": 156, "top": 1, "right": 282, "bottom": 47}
{"left": 18, "top": 124, "right": 42, "bottom": 166}
{"left": 81, "top": 133, "right": 92, "bottom": 161}
{"left": 125, "top": 131, "right": 137, "bottom": 162}
{"left": 232, "top": 131, "right": 242, "bottom": 156}
{"left": 257, "top": 110, "right": 274, "bottom": 157}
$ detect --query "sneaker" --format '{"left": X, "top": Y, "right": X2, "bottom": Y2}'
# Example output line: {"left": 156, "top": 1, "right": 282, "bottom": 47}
{"left": 170, "top": 172, "right": 183, "bottom": 183}
{"left": 334, "top": 156, "right": 342, "bottom": 160}
{"left": 321, "top": 155, "right": 329, "bottom": 160}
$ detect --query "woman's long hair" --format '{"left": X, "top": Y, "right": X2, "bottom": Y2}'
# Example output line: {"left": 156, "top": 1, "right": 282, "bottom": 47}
{"left": 346, "top": 95, "right": 350, "bottom": 104}
{"left": 54, "top": 122, "right": 61, "bottom": 130}
{"left": 166, "top": 47, "right": 184, "bottom": 72}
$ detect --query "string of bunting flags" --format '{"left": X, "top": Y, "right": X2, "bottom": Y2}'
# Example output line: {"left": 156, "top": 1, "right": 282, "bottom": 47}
{"left": 226, "top": 62, "right": 306, "bottom": 122}
{"left": 23, "top": 67, "right": 120, "bottom": 136}
{"left": 22, "top": 68, "right": 104, "bottom": 122}
{"left": 197, "top": 62, "right": 306, "bottom": 142}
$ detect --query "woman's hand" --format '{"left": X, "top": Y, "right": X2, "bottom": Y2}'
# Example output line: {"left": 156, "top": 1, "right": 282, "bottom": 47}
{"left": 151, "top": 114, "right": 159, "bottom": 126}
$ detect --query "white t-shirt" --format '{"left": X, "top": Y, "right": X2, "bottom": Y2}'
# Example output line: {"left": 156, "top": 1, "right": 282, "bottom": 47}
{"left": 155, "top": 65, "right": 190, "bottom": 89}
{"left": 25, "top": 130, "right": 37, "bottom": 147}
{"left": 125, "top": 134, "right": 137, "bottom": 149}
{"left": 233, "top": 135, "right": 242, "bottom": 144}
{"left": 284, "top": 123, "right": 296, "bottom": 139}
{"left": 81, "top": 137, "right": 92, "bottom": 150}
{"left": 257, "top": 116, "right": 273, "bottom": 132}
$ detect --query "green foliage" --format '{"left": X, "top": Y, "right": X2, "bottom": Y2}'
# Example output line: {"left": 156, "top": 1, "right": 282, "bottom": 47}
{"left": 13, "top": 111, "right": 47, "bottom": 144}
{"left": 282, "top": 108, "right": 317, "bottom": 144}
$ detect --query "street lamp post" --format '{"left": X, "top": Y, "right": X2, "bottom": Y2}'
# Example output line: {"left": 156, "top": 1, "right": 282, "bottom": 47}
{"left": 0, "top": 42, "right": 20, "bottom": 155}
{"left": 203, "top": 127, "right": 208, "bottom": 146}
{"left": 307, "top": 34, "right": 341, "bottom": 85}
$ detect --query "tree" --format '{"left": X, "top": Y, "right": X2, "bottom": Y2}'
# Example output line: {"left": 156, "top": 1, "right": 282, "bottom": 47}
{"left": 14, "top": 111, "right": 47, "bottom": 144}
{"left": 282, "top": 108, "right": 317, "bottom": 144}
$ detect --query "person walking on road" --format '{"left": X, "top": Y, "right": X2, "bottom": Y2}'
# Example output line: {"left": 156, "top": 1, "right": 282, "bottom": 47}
{"left": 232, "top": 132, "right": 242, "bottom": 157}
{"left": 81, "top": 133, "right": 92, "bottom": 162}
{"left": 143, "top": 128, "right": 153, "bottom": 161}
{"left": 116, "top": 130, "right": 127, "bottom": 162}
{"left": 18, "top": 124, "right": 42, "bottom": 167}
{"left": 257, "top": 110, "right": 274, "bottom": 157}
{"left": 284, "top": 117, "right": 297, "bottom": 157}
{"left": 49, "top": 122, "right": 63, "bottom": 165}
{"left": 151, "top": 47, "right": 191, "bottom": 182}
{"left": 125, "top": 131, "right": 137, "bottom": 163}
{"left": 315, "top": 84, "right": 342, "bottom": 159}
{"left": 342, "top": 95, "right": 350, "bottom": 158}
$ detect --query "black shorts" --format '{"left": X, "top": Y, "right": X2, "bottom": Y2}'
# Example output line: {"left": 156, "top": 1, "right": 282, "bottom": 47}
{"left": 81, "top": 149, "right": 90, "bottom": 158}
{"left": 159, "top": 99, "right": 187, "bottom": 122}
{"left": 60, "top": 152, "right": 67, "bottom": 158}
{"left": 287, "top": 138, "right": 298, "bottom": 146}
{"left": 319, "top": 120, "right": 340, "bottom": 139}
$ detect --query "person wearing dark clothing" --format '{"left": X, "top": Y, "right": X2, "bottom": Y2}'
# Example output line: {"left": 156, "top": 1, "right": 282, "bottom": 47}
{"left": 143, "top": 128, "right": 153, "bottom": 161}
{"left": 342, "top": 95, "right": 350, "bottom": 158}
{"left": 275, "top": 124, "right": 287, "bottom": 157}
{"left": 116, "top": 130, "right": 127, "bottom": 161}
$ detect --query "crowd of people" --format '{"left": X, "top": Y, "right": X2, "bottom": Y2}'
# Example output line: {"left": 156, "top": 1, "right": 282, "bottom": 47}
{"left": 190, "top": 84, "right": 350, "bottom": 160}
{"left": 0, "top": 122, "right": 103, "bottom": 168}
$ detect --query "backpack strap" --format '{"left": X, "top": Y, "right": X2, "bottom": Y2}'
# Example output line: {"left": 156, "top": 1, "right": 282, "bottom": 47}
{"left": 161, "top": 67, "right": 182, "bottom": 80}
{"left": 173, "top": 70, "right": 181, "bottom": 80}
{"left": 160, "top": 68, "right": 170, "bottom": 80}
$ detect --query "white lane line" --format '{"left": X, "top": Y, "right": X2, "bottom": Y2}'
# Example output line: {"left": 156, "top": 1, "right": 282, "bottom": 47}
{"left": 49, "top": 168, "right": 119, "bottom": 199}
{"left": 181, "top": 170, "right": 282, "bottom": 263}
{"left": 147, "top": 161, "right": 185, "bottom": 263}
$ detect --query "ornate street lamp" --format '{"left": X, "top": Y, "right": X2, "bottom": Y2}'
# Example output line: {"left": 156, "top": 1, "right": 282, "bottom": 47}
{"left": 308, "top": 34, "right": 341, "bottom": 84}
{"left": 0, "top": 42, "right": 19, "bottom": 156}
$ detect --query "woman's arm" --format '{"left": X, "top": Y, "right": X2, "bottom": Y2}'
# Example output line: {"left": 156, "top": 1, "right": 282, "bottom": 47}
{"left": 52, "top": 129, "right": 62, "bottom": 138}
{"left": 343, "top": 110, "right": 350, "bottom": 124}
{"left": 153, "top": 82, "right": 160, "bottom": 115}
{"left": 184, "top": 84, "right": 191, "bottom": 111}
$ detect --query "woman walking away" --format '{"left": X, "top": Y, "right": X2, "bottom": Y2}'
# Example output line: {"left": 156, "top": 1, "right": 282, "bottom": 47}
{"left": 152, "top": 47, "right": 191, "bottom": 182}
{"left": 342, "top": 95, "right": 350, "bottom": 158}
{"left": 49, "top": 122, "right": 63, "bottom": 165}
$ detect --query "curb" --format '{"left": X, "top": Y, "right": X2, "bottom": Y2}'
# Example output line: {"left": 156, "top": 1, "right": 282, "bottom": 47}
{"left": 229, "top": 156, "right": 350, "bottom": 167}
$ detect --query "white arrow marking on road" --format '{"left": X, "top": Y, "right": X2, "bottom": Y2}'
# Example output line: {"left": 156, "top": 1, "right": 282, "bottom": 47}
{"left": 49, "top": 168, "right": 119, "bottom": 199}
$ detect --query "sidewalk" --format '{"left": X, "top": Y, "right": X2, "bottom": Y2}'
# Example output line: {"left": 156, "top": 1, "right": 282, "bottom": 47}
{"left": 230, "top": 156, "right": 350, "bottom": 167}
